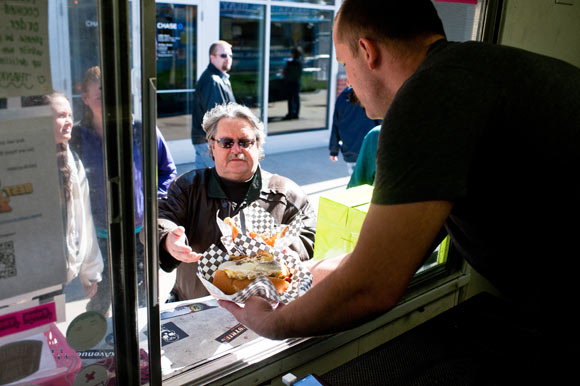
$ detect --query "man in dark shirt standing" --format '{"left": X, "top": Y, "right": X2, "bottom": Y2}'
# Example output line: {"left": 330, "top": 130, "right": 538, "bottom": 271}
{"left": 329, "top": 86, "right": 381, "bottom": 174}
{"left": 220, "top": 0, "right": 580, "bottom": 382}
{"left": 191, "top": 40, "right": 236, "bottom": 170}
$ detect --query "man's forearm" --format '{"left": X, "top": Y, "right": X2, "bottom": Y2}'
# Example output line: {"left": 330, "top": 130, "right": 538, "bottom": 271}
{"left": 221, "top": 201, "right": 453, "bottom": 340}
{"left": 269, "top": 252, "right": 398, "bottom": 339}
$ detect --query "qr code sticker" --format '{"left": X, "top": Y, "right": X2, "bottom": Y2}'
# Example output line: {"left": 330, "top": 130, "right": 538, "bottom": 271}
{"left": 0, "top": 240, "right": 17, "bottom": 279}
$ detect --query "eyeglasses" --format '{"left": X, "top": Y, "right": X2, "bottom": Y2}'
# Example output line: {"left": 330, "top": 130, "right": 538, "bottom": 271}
{"left": 211, "top": 137, "right": 256, "bottom": 149}
{"left": 218, "top": 53, "right": 233, "bottom": 58}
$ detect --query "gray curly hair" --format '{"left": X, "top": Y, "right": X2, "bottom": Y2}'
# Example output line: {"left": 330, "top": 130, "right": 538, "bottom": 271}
{"left": 202, "top": 102, "right": 266, "bottom": 160}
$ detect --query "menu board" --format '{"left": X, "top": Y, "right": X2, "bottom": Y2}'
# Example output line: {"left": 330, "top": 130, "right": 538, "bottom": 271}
{"left": 0, "top": 115, "right": 66, "bottom": 301}
{"left": 0, "top": 0, "right": 52, "bottom": 97}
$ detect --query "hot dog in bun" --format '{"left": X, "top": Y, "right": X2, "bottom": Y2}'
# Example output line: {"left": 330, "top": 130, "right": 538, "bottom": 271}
{"left": 212, "top": 251, "right": 291, "bottom": 295}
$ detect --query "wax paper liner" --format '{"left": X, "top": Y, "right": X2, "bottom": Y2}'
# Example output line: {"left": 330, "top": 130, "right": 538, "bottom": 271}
{"left": 197, "top": 239, "right": 313, "bottom": 305}
{"left": 217, "top": 201, "right": 303, "bottom": 251}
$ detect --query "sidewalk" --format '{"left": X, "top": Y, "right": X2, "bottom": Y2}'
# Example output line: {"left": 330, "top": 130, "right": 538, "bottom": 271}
{"left": 176, "top": 146, "right": 352, "bottom": 211}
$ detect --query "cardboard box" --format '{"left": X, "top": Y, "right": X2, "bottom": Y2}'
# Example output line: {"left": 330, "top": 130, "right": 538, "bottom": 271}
{"left": 313, "top": 184, "right": 450, "bottom": 263}
{"left": 313, "top": 184, "right": 373, "bottom": 260}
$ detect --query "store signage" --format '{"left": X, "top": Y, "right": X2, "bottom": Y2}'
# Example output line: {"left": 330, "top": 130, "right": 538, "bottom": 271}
{"left": 0, "top": 116, "right": 67, "bottom": 300}
{"left": 0, "top": 0, "right": 52, "bottom": 97}
{"left": 0, "top": 302, "right": 56, "bottom": 338}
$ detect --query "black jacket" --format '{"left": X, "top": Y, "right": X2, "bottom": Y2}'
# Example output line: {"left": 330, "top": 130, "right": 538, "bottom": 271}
{"left": 191, "top": 63, "right": 236, "bottom": 144}
{"left": 158, "top": 167, "right": 316, "bottom": 300}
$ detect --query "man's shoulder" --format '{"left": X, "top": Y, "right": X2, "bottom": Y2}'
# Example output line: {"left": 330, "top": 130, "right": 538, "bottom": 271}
{"left": 198, "top": 66, "right": 218, "bottom": 84}
{"left": 261, "top": 169, "right": 302, "bottom": 195}
{"left": 172, "top": 168, "right": 212, "bottom": 189}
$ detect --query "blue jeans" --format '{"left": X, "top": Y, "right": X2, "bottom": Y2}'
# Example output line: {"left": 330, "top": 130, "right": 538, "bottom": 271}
{"left": 194, "top": 142, "right": 215, "bottom": 170}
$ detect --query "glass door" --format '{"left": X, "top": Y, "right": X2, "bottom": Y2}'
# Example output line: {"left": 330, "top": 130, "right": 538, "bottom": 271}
{"left": 155, "top": 1, "right": 198, "bottom": 143}
{"left": 0, "top": 0, "right": 155, "bottom": 384}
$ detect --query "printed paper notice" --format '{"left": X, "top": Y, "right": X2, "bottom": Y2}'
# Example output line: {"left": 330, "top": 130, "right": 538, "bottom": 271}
{"left": 0, "top": 0, "right": 52, "bottom": 97}
{"left": 0, "top": 116, "right": 66, "bottom": 300}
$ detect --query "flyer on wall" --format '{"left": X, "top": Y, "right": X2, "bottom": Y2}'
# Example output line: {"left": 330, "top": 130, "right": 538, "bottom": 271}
{"left": 0, "top": 115, "right": 67, "bottom": 301}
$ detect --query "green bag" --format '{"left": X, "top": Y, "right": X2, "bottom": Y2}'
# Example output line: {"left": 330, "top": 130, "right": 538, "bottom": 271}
{"left": 313, "top": 184, "right": 450, "bottom": 263}
{"left": 313, "top": 184, "right": 373, "bottom": 260}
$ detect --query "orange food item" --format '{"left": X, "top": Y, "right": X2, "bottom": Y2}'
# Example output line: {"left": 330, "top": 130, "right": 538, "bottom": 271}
{"left": 261, "top": 226, "right": 289, "bottom": 247}
{"left": 224, "top": 217, "right": 239, "bottom": 241}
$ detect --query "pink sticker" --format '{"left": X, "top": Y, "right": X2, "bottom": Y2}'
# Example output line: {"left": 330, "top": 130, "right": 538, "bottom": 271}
{"left": 0, "top": 302, "right": 56, "bottom": 338}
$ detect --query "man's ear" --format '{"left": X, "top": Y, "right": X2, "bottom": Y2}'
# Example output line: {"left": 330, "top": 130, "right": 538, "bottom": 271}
{"left": 358, "top": 38, "right": 380, "bottom": 70}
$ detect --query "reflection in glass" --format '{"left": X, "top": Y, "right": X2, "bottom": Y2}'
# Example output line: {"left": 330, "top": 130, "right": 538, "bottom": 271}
{"left": 220, "top": 2, "right": 266, "bottom": 120}
{"left": 67, "top": 0, "right": 100, "bottom": 119}
{"left": 156, "top": 4, "right": 197, "bottom": 141}
{"left": 284, "top": 0, "right": 335, "bottom": 5}
{"left": 268, "top": 6, "right": 333, "bottom": 135}
{"left": 48, "top": 93, "right": 103, "bottom": 306}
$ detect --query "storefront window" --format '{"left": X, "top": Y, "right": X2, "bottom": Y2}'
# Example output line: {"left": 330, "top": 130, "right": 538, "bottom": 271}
{"left": 285, "top": 0, "right": 336, "bottom": 5}
{"left": 67, "top": 0, "right": 100, "bottom": 117}
{"left": 1, "top": 0, "right": 150, "bottom": 383}
{"left": 267, "top": 6, "right": 333, "bottom": 135}
{"left": 220, "top": 2, "right": 266, "bottom": 120}
{"left": 435, "top": 0, "right": 482, "bottom": 41}
{"left": 156, "top": 3, "right": 197, "bottom": 141}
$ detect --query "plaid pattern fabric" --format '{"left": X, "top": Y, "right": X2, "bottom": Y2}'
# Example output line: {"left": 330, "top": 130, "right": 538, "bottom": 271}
{"left": 198, "top": 204, "right": 312, "bottom": 304}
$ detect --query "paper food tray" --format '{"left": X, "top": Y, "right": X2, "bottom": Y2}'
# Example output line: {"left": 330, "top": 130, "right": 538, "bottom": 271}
{"left": 198, "top": 203, "right": 312, "bottom": 304}
{"left": 197, "top": 239, "right": 312, "bottom": 305}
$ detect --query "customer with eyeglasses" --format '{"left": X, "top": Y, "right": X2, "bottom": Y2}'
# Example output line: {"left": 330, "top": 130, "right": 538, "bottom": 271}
{"left": 191, "top": 40, "right": 237, "bottom": 170}
{"left": 157, "top": 103, "right": 317, "bottom": 301}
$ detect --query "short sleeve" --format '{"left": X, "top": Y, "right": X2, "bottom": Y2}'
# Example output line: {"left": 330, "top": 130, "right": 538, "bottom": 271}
{"left": 372, "top": 68, "right": 499, "bottom": 206}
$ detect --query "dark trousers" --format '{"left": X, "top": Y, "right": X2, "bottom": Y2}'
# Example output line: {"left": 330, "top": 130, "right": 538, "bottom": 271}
{"left": 286, "top": 81, "right": 300, "bottom": 118}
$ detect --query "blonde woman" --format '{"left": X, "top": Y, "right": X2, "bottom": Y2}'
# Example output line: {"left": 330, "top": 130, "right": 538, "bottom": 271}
{"left": 48, "top": 92, "right": 103, "bottom": 299}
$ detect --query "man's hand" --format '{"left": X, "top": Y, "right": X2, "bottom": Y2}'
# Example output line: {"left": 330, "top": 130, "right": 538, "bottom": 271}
{"left": 305, "top": 254, "right": 347, "bottom": 286}
{"left": 329, "top": 155, "right": 338, "bottom": 162}
{"left": 219, "top": 297, "right": 284, "bottom": 340}
{"left": 84, "top": 281, "right": 98, "bottom": 299}
{"left": 165, "top": 226, "right": 201, "bottom": 263}
{"left": 219, "top": 201, "right": 452, "bottom": 340}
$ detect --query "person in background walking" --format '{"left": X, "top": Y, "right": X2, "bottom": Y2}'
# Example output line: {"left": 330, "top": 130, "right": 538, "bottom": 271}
{"left": 191, "top": 40, "right": 236, "bottom": 169}
{"left": 329, "top": 87, "right": 381, "bottom": 174}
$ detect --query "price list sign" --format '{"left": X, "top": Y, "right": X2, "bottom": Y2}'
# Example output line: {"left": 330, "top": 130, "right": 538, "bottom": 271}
{"left": 0, "top": 0, "right": 52, "bottom": 97}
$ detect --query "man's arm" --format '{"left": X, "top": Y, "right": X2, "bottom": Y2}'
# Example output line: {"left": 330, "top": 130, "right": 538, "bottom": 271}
{"left": 200, "top": 76, "right": 230, "bottom": 112}
{"left": 329, "top": 95, "right": 343, "bottom": 160}
{"left": 220, "top": 200, "right": 452, "bottom": 339}
{"left": 157, "top": 179, "right": 199, "bottom": 271}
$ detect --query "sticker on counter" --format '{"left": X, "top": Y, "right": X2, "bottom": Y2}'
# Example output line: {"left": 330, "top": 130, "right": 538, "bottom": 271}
{"left": 78, "top": 349, "right": 115, "bottom": 360}
{"left": 160, "top": 322, "right": 189, "bottom": 346}
{"left": 160, "top": 303, "right": 217, "bottom": 320}
{"left": 215, "top": 323, "right": 247, "bottom": 344}
{"left": 66, "top": 312, "right": 107, "bottom": 351}
{"left": 74, "top": 364, "right": 109, "bottom": 386}
{"left": 0, "top": 302, "right": 56, "bottom": 338}
{"left": 105, "top": 333, "right": 114, "bottom": 347}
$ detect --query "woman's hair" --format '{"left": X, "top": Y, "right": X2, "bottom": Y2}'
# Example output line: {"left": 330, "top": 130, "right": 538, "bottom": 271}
{"left": 80, "top": 66, "right": 101, "bottom": 126}
{"left": 202, "top": 103, "right": 266, "bottom": 160}
{"left": 336, "top": 0, "right": 446, "bottom": 54}
{"left": 46, "top": 92, "right": 73, "bottom": 204}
